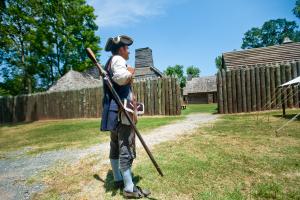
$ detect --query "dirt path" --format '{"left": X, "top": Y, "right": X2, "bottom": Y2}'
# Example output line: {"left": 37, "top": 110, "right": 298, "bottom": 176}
{"left": 0, "top": 113, "right": 218, "bottom": 200}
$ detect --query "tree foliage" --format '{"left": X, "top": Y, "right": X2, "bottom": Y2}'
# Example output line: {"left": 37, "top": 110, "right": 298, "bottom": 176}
{"left": 0, "top": 0, "right": 100, "bottom": 95}
{"left": 186, "top": 66, "right": 200, "bottom": 78}
{"left": 294, "top": 0, "right": 300, "bottom": 18}
{"left": 215, "top": 55, "right": 223, "bottom": 70}
{"left": 164, "top": 65, "right": 186, "bottom": 88}
{"left": 241, "top": 19, "right": 299, "bottom": 49}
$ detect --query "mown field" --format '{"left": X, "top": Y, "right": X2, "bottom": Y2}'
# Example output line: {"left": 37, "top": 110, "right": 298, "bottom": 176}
{"left": 0, "top": 116, "right": 185, "bottom": 156}
{"left": 0, "top": 104, "right": 217, "bottom": 156}
{"left": 28, "top": 108, "right": 300, "bottom": 200}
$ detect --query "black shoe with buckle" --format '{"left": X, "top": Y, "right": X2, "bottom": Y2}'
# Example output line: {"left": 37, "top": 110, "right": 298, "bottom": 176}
{"left": 123, "top": 185, "right": 151, "bottom": 199}
{"left": 114, "top": 180, "right": 124, "bottom": 189}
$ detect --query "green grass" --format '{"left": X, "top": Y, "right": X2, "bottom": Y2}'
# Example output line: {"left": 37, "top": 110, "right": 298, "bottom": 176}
{"left": 0, "top": 104, "right": 217, "bottom": 155}
{"left": 181, "top": 103, "right": 218, "bottom": 115}
{"left": 0, "top": 116, "right": 183, "bottom": 155}
{"left": 130, "top": 110, "right": 300, "bottom": 199}
{"left": 120, "top": 110, "right": 300, "bottom": 199}
{"left": 30, "top": 109, "right": 300, "bottom": 199}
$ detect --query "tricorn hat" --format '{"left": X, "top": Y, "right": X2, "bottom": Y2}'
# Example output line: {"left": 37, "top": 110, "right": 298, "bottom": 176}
{"left": 105, "top": 35, "right": 133, "bottom": 52}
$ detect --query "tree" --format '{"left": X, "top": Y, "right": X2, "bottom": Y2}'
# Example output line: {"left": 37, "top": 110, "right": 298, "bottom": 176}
{"left": 215, "top": 55, "right": 223, "bottom": 70}
{"left": 0, "top": 0, "right": 39, "bottom": 94}
{"left": 34, "top": 0, "right": 101, "bottom": 82}
{"left": 164, "top": 65, "right": 186, "bottom": 88}
{"left": 293, "top": 0, "right": 300, "bottom": 18}
{"left": 186, "top": 66, "right": 200, "bottom": 78}
{"left": 0, "top": 0, "right": 101, "bottom": 95}
{"left": 241, "top": 19, "right": 299, "bottom": 49}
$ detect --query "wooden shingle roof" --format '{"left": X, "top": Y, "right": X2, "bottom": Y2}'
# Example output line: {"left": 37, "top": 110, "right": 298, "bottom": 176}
{"left": 183, "top": 76, "right": 217, "bottom": 95}
{"left": 223, "top": 42, "right": 300, "bottom": 70}
{"left": 48, "top": 69, "right": 102, "bottom": 92}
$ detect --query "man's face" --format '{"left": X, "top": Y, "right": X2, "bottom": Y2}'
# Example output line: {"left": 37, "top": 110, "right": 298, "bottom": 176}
{"left": 119, "top": 46, "right": 130, "bottom": 60}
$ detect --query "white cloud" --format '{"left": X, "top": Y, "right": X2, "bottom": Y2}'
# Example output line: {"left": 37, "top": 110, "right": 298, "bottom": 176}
{"left": 87, "top": 0, "right": 170, "bottom": 27}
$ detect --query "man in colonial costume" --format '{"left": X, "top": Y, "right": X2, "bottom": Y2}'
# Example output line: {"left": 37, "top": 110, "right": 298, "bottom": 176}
{"left": 101, "top": 35, "right": 150, "bottom": 198}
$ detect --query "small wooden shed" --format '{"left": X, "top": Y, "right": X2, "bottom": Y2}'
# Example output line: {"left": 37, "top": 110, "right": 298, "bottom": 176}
{"left": 183, "top": 76, "right": 217, "bottom": 104}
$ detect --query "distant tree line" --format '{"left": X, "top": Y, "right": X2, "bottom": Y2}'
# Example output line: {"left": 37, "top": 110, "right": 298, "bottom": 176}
{"left": 215, "top": 0, "right": 300, "bottom": 70}
{"left": 0, "top": 0, "right": 101, "bottom": 96}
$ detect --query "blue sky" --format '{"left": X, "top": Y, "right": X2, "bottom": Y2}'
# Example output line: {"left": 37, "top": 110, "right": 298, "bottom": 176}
{"left": 89, "top": 0, "right": 298, "bottom": 76}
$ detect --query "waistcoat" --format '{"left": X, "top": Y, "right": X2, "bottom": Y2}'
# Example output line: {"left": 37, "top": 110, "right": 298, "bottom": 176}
{"left": 100, "top": 56, "right": 132, "bottom": 131}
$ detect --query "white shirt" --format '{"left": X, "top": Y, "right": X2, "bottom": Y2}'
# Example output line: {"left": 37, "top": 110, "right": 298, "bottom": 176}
{"left": 110, "top": 55, "right": 133, "bottom": 125}
{"left": 111, "top": 55, "right": 132, "bottom": 86}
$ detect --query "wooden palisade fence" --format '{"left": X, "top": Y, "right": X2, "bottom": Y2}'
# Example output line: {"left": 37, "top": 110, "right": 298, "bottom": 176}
{"left": 217, "top": 61, "right": 300, "bottom": 114}
{"left": 0, "top": 77, "right": 181, "bottom": 124}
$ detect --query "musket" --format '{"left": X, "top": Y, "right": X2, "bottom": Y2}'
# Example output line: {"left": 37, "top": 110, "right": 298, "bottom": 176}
{"left": 86, "top": 48, "right": 164, "bottom": 177}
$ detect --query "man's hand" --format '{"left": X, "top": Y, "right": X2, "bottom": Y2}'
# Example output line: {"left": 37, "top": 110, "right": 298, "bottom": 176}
{"left": 127, "top": 65, "right": 135, "bottom": 75}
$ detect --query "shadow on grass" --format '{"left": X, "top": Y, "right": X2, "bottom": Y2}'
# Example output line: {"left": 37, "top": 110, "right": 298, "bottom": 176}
{"left": 273, "top": 114, "right": 300, "bottom": 120}
{"left": 93, "top": 170, "right": 158, "bottom": 199}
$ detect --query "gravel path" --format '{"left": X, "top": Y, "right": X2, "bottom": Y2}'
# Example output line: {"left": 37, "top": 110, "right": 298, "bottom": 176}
{"left": 0, "top": 113, "right": 218, "bottom": 200}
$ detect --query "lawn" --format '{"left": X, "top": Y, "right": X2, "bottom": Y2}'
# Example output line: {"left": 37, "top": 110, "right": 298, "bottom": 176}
{"left": 133, "top": 110, "right": 300, "bottom": 199}
{"left": 0, "top": 115, "right": 183, "bottom": 156}
{"left": 31, "top": 109, "right": 300, "bottom": 199}
{"left": 181, "top": 103, "right": 218, "bottom": 115}
{"left": 0, "top": 104, "right": 217, "bottom": 156}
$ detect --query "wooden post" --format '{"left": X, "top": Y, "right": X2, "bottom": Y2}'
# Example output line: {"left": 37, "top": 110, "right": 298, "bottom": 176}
{"left": 270, "top": 67, "right": 276, "bottom": 109}
{"left": 157, "top": 79, "right": 162, "bottom": 115}
{"left": 141, "top": 81, "right": 145, "bottom": 114}
{"left": 280, "top": 65, "right": 287, "bottom": 109}
{"left": 165, "top": 78, "right": 169, "bottom": 115}
{"left": 291, "top": 62, "right": 299, "bottom": 108}
{"left": 176, "top": 80, "right": 181, "bottom": 115}
{"left": 226, "top": 71, "right": 233, "bottom": 113}
{"left": 147, "top": 79, "right": 151, "bottom": 115}
{"left": 217, "top": 71, "right": 224, "bottom": 114}
{"left": 285, "top": 64, "right": 293, "bottom": 108}
{"left": 231, "top": 70, "right": 237, "bottom": 113}
{"left": 152, "top": 80, "right": 156, "bottom": 115}
{"left": 161, "top": 79, "right": 166, "bottom": 115}
{"left": 241, "top": 69, "right": 247, "bottom": 112}
{"left": 260, "top": 67, "right": 266, "bottom": 110}
{"left": 265, "top": 67, "right": 271, "bottom": 110}
{"left": 275, "top": 65, "right": 281, "bottom": 108}
{"left": 222, "top": 70, "right": 228, "bottom": 114}
{"left": 236, "top": 69, "right": 242, "bottom": 113}
{"left": 255, "top": 67, "right": 261, "bottom": 111}
{"left": 172, "top": 78, "right": 177, "bottom": 115}
{"left": 168, "top": 78, "right": 173, "bottom": 115}
{"left": 250, "top": 68, "right": 256, "bottom": 111}
{"left": 246, "top": 69, "right": 251, "bottom": 112}
{"left": 154, "top": 80, "right": 160, "bottom": 115}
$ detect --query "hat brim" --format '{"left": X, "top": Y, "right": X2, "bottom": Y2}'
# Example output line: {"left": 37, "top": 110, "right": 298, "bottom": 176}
{"left": 105, "top": 35, "right": 133, "bottom": 52}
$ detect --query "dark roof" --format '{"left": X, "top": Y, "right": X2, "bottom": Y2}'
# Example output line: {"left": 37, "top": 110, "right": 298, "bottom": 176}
{"left": 223, "top": 42, "right": 300, "bottom": 70}
{"left": 134, "top": 66, "right": 164, "bottom": 79}
{"left": 183, "top": 76, "right": 217, "bottom": 95}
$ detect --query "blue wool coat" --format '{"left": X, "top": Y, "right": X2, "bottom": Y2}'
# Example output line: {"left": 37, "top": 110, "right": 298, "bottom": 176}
{"left": 100, "top": 56, "right": 132, "bottom": 131}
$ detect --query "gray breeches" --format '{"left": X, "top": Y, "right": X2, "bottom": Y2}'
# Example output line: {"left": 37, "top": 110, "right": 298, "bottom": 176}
{"left": 109, "top": 123, "right": 136, "bottom": 171}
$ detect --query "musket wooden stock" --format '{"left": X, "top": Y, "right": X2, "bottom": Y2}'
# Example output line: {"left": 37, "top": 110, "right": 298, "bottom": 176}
{"left": 86, "top": 48, "right": 164, "bottom": 177}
